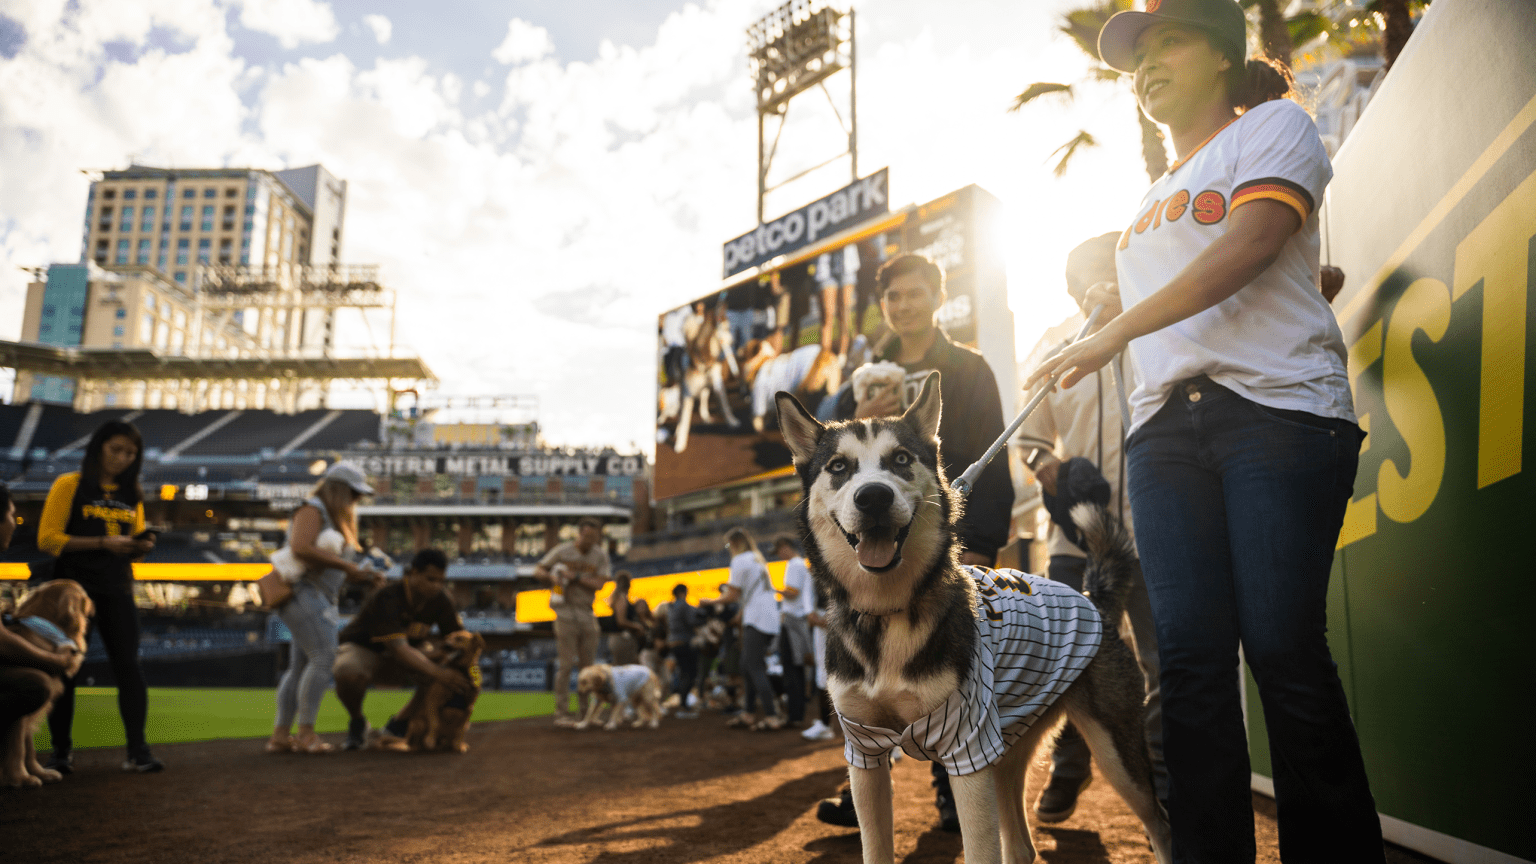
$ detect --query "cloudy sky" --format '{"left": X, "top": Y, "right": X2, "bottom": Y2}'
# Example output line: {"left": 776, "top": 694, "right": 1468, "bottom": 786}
{"left": 0, "top": 0, "right": 1160, "bottom": 451}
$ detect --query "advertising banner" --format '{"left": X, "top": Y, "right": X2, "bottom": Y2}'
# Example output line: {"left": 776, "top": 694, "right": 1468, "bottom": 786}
{"left": 341, "top": 452, "right": 646, "bottom": 477}
{"left": 722, "top": 168, "right": 889, "bottom": 277}
{"left": 657, "top": 184, "right": 1012, "bottom": 500}
{"left": 1246, "top": 2, "right": 1534, "bottom": 860}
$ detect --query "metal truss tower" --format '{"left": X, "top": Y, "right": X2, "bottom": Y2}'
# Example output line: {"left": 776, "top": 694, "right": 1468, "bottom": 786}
{"left": 748, "top": 0, "right": 857, "bottom": 223}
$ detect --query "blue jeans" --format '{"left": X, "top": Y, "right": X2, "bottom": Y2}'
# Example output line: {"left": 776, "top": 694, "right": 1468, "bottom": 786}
{"left": 274, "top": 583, "right": 339, "bottom": 728}
{"left": 1126, "top": 377, "right": 1384, "bottom": 864}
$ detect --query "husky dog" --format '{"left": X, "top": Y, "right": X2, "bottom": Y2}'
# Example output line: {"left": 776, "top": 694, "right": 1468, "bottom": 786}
{"left": 774, "top": 373, "right": 1170, "bottom": 864}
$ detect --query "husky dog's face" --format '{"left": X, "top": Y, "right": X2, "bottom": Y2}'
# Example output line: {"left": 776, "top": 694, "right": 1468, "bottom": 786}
{"left": 776, "top": 373, "right": 950, "bottom": 592}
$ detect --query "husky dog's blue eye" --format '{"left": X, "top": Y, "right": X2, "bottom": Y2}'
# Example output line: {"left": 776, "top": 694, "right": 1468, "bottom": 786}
{"left": 827, "top": 458, "right": 848, "bottom": 474}
{"left": 894, "top": 451, "right": 912, "bottom": 465}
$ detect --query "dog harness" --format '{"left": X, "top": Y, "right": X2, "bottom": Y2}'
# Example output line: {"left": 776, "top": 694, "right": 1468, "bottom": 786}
{"left": 18, "top": 616, "right": 77, "bottom": 650}
{"left": 609, "top": 664, "right": 653, "bottom": 702}
{"left": 839, "top": 567, "right": 1103, "bottom": 776}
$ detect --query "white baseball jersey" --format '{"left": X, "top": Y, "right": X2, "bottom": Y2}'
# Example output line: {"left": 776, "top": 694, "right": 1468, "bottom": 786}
{"left": 839, "top": 567, "right": 1102, "bottom": 776}
{"left": 1115, "top": 98, "right": 1354, "bottom": 436}
{"left": 609, "top": 664, "right": 653, "bottom": 702}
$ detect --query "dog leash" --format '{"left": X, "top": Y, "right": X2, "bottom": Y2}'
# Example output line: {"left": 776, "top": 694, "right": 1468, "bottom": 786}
{"left": 951, "top": 305, "right": 1103, "bottom": 499}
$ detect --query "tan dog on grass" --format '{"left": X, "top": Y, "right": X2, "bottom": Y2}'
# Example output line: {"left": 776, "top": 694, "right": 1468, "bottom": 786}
{"left": 4, "top": 581, "right": 91, "bottom": 788}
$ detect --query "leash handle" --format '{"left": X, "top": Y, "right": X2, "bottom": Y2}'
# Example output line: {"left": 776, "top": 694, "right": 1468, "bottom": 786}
{"left": 951, "top": 305, "right": 1103, "bottom": 499}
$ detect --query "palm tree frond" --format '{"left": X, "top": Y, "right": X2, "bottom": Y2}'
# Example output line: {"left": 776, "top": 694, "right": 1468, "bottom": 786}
{"left": 1091, "top": 66, "right": 1123, "bottom": 82}
{"left": 1011, "top": 82, "right": 1075, "bottom": 111}
{"left": 1048, "top": 130, "right": 1098, "bottom": 177}
{"left": 1058, "top": 7, "right": 1116, "bottom": 61}
{"left": 1286, "top": 11, "right": 1332, "bottom": 48}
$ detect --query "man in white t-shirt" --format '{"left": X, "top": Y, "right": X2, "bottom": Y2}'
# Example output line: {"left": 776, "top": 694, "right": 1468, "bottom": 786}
{"left": 773, "top": 535, "right": 814, "bottom": 727}
{"left": 1017, "top": 233, "right": 1166, "bottom": 821}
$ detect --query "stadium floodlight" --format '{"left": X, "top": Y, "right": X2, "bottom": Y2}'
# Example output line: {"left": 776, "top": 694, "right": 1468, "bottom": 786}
{"left": 747, "top": 0, "right": 856, "bottom": 223}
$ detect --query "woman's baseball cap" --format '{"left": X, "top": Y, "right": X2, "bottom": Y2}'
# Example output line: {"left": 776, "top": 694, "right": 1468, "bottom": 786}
{"left": 1098, "top": 0, "right": 1248, "bottom": 73}
{"left": 324, "top": 462, "right": 375, "bottom": 495}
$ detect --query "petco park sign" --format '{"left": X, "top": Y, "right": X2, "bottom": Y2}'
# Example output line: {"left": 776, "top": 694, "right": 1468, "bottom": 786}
{"left": 722, "top": 168, "right": 889, "bottom": 277}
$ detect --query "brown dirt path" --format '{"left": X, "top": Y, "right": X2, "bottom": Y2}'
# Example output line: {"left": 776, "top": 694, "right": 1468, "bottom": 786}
{"left": 2, "top": 714, "right": 1431, "bottom": 863}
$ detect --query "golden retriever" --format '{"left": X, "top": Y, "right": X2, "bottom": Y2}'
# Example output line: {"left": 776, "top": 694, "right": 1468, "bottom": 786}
{"left": 575, "top": 663, "right": 663, "bottom": 731}
{"left": 402, "top": 630, "right": 485, "bottom": 753}
{"left": 4, "top": 581, "right": 91, "bottom": 788}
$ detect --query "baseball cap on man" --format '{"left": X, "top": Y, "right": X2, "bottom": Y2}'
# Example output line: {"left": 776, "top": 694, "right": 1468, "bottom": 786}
{"left": 324, "top": 462, "right": 375, "bottom": 495}
{"left": 1098, "top": 0, "right": 1247, "bottom": 74}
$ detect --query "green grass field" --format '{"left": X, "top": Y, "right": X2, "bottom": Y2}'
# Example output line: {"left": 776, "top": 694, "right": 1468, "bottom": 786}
{"left": 34, "top": 687, "right": 560, "bottom": 751}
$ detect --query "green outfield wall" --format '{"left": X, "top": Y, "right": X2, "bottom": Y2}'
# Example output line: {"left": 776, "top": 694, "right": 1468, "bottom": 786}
{"left": 1244, "top": 1, "right": 1535, "bottom": 861}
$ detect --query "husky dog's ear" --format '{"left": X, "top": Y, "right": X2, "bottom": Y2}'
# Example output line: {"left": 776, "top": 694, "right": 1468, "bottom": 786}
{"left": 902, "top": 371, "right": 942, "bottom": 442}
{"left": 774, "top": 391, "right": 824, "bottom": 465}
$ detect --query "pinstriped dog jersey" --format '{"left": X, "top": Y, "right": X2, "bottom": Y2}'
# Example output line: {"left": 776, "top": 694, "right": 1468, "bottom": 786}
{"left": 839, "top": 567, "right": 1102, "bottom": 776}
{"left": 1115, "top": 98, "right": 1354, "bottom": 436}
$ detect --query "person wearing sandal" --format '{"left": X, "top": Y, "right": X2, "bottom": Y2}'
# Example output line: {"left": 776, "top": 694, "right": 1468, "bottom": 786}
{"left": 266, "top": 464, "right": 382, "bottom": 755}
{"left": 712, "top": 528, "right": 783, "bottom": 731}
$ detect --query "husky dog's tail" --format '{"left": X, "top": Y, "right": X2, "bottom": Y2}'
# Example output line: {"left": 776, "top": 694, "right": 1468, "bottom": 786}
{"left": 1069, "top": 502, "right": 1138, "bottom": 626}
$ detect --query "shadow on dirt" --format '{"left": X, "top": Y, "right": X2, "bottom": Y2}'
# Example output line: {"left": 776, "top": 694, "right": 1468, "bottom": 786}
{"left": 534, "top": 767, "right": 847, "bottom": 864}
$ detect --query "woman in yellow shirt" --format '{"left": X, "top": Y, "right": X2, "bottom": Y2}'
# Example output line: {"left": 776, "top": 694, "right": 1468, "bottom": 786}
{"left": 37, "top": 420, "right": 161, "bottom": 774}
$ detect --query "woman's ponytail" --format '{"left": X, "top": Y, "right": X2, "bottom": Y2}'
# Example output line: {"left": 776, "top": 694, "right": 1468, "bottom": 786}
{"left": 1230, "top": 54, "right": 1295, "bottom": 112}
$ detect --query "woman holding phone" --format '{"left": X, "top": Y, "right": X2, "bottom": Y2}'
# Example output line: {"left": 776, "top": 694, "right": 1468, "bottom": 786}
{"left": 37, "top": 420, "right": 162, "bottom": 774}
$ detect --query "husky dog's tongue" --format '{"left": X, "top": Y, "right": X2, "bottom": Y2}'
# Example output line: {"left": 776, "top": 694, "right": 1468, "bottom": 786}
{"left": 856, "top": 528, "right": 899, "bottom": 570}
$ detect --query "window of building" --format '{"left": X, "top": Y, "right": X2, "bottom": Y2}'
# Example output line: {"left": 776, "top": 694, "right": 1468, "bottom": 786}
{"left": 221, "top": 205, "right": 235, "bottom": 230}
{"left": 139, "top": 205, "right": 154, "bottom": 230}
{"left": 113, "top": 325, "right": 125, "bottom": 337}
{"left": 225, "top": 187, "right": 238, "bottom": 197}
{"left": 124, "top": 189, "right": 137, "bottom": 200}
{"left": 99, "top": 205, "right": 113, "bottom": 230}
{"left": 179, "top": 205, "right": 193, "bottom": 231}
{"left": 119, "top": 206, "right": 133, "bottom": 232}
{"left": 115, "top": 238, "right": 130, "bottom": 264}
{"left": 198, "top": 237, "right": 211, "bottom": 263}
{"left": 140, "top": 312, "right": 153, "bottom": 342}
{"left": 183, "top": 188, "right": 196, "bottom": 198}
{"left": 136, "top": 238, "right": 151, "bottom": 264}
{"left": 115, "top": 307, "right": 126, "bottom": 319}
{"left": 201, "top": 205, "right": 214, "bottom": 231}
{"left": 174, "top": 271, "right": 187, "bottom": 284}
{"left": 42, "top": 305, "right": 55, "bottom": 317}
{"left": 145, "top": 189, "right": 157, "bottom": 200}
{"left": 218, "top": 238, "right": 233, "bottom": 264}
{"left": 176, "top": 238, "right": 189, "bottom": 265}
{"left": 201, "top": 188, "right": 215, "bottom": 198}
{"left": 145, "top": 293, "right": 156, "bottom": 311}
{"left": 103, "top": 189, "right": 116, "bottom": 200}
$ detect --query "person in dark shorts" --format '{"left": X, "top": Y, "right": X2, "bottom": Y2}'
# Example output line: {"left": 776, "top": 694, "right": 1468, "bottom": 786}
{"left": 332, "top": 549, "right": 471, "bottom": 750}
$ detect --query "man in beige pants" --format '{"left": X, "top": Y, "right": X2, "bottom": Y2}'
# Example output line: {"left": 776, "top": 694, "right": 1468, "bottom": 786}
{"left": 534, "top": 517, "right": 610, "bottom": 727}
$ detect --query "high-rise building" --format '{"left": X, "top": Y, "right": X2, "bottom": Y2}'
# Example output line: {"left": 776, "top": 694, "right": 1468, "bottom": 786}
{"left": 11, "top": 163, "right": 420, "bottom": 412}
{"left": 79, "top": 164, "right": 346, "bottom": 284}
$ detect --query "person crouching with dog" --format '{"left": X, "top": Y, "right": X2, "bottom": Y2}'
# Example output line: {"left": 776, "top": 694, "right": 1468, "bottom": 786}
{"left": 1027, "top": 2, "right": 1386, "bottom": 859}
{"left": 332, "top": 549, "right": 471, "bottom": 750}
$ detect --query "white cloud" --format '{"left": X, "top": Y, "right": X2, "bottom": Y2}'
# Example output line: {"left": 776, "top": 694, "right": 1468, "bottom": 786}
{"left": 238, "top": 0, "right": 339, "bottom": 49}
{"left": 492, "top": 18, "right": 554, "bottom": 65}
{"left": 0, "top": 0, "right": 1156, "bottom": 450}
{"left": 362, "top": 14, "right": 391, "bottom": 46}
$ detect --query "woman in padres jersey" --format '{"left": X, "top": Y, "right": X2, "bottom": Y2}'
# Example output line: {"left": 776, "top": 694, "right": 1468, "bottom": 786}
{"left": 1027, "top": 1, "right": 1385, "bottom": 861}
{"left": 37, "top": 420, "right": 163, "bottom": 774}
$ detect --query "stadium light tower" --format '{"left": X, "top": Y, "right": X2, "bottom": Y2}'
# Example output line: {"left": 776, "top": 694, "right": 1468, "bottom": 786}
{"left": 748, "top": 0, "right": 857, "bottom": 223}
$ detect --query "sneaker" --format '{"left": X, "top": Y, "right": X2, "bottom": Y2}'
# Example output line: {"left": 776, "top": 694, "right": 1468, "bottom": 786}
{"left": 815, "top": 787, "right": 859, "bottom": 828}
{"left": 1035, "top": 775, "right": 1092, "bottom": 824}
{"left": 122, "top": 748, "right": 165, "bottom": 774}
{"left": 935, "top": 790, "right": 960, "bottom": 833}
{"left": 553, "top": 715, "right": 578, "bottom": 728}
{"left": 45, "top": 751, "right": 74, "bottom": 775}
{"left": 801, "top": 720, "right": 835, "bottom": 741}
{"left": 343, "top": 717, "right": 369, "bottom": 751}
